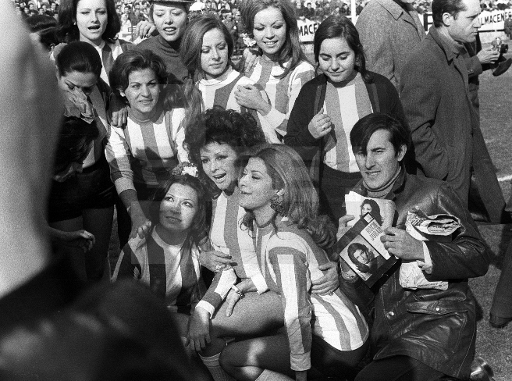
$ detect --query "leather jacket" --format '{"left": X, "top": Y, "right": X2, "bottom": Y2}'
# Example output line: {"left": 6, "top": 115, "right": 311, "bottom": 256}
{"left": 353, "top": 170, "right": 490, "bottom": 379}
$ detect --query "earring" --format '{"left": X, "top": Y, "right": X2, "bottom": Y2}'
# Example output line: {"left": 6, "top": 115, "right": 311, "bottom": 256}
{"left": 270, "top": 194, "right": 285, "bottom": 215}
{"left": 73, "top": 21, "right": 77, "bottom": 25}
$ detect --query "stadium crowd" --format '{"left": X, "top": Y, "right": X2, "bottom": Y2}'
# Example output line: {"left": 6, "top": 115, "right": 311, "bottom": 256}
{"left": 2, "top": 0, "right": 512, "bottom": 379}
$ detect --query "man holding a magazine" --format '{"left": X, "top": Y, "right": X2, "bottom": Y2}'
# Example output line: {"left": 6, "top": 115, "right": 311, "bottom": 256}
{"left": 343, "top": 113, "right": 490, "bottom": 381}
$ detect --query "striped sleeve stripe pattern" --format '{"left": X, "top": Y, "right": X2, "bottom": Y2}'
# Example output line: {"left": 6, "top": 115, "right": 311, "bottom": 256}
{"left": 248, "top": 59, "right": 315, "bottom": 137}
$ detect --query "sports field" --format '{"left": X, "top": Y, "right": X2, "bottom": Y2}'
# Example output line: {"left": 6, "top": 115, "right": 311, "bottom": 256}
{"left": 468, "top": 47, "right": 512, "bottom": 381}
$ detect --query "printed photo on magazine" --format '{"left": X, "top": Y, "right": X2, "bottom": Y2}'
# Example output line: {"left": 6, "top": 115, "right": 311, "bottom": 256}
{"left": 345, "top": 191, "right": 396, "bottom": 229}
{"left": 332, "top": 213, "right": 398, "bottom": 287}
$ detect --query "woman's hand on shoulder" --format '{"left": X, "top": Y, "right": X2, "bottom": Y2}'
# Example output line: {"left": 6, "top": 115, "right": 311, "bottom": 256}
{"left": 109, "top": 94, "right": 128, "bottom": 128}
{"left": 135, "top": 20, "right": 156, "bottom": 39}
{"left": 199, "top": 250, "right": 237, "bottom": 272}
{"left": 311, "top": 261, "right": 339, "bottom": 295}
{"left": 129, "top": 213, "right": 151, "bottom": 239}
{"left": 307, "top": 108, "right": 332, "bottom": 139}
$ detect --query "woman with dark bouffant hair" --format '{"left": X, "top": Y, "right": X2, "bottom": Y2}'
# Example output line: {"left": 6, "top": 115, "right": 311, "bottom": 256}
{"left": 112, "top": 171, "right": 213, "bottom": 381}
{"left": 237, "top": 0, "right": 315, "bottom": 140}
{"left": 105, "top": 49, "right": 189, "bottom": 242}
{"left": 56, "top": 0, "right": 131, "bottom": 84}
{"left": 220, "top": 144, "right": 369, "bottom": 381}
{"left": 285, "top": 15, "right": 405, "bottom": 224}
{"left": 183, "top": 108, "right": 340, "bottom": 381}
{"left": 361, "top": 199, "right": 382, "bottom": 225}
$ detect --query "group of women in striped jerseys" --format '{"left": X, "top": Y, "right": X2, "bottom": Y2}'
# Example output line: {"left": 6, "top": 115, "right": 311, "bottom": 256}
{"left": 44, "top": 0, "right": 407, "bottom": 378}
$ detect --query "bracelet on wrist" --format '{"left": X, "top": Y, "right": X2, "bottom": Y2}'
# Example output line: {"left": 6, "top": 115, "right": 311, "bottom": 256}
{"left": 231, "top": 285, "right": 245, "bottom": 299}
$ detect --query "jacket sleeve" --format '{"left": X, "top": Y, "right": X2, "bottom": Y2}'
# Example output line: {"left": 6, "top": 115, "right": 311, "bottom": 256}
{"left": 356, "top": 11, "right": 396, "bottom": 85}
{"left": 284, "top": 81, "right": 321, "bottom": 169}
{"left": 268, "top": 239, "right": 312, "bottom": 371}
{"left": 424, "top": 183, "right": 490, "bottom": 281}
{"left": 399, "top": 58, "right": 450, "bottom": 181}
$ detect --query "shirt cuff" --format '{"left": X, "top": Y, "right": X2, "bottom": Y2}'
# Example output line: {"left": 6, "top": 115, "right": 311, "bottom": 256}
{"left": 115, "top": 177, "right": 136, "bottom": 194}
{"left": 251, "top": 273, "right": 269, "bottom": 294}
{"left": 416, "top": 242, "right": 433, "bottom": 274}
{"left": 194, "top": 301, "right": 215, "bottom": 319}
{"left": 290, "top": 351, "right": 311, "bottom": 371}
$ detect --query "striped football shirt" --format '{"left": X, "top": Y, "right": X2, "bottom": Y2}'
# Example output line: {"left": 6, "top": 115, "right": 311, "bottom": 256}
{"left": 255, "top": 217, "right": 369, "bottom": 371}
{"left": 112, "top": 228, "right": 205, "bottom": 313}
{"left": 246, "top": 57, "right": 315, "bottom": 138}
{"left": 105, "top": 107, "right": 188, "bottom": 194}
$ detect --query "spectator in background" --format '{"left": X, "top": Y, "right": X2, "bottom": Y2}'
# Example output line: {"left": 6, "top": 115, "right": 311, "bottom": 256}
{"left": 400, "top": 0, "right": 482, "bottom": 206}
{"left": 505, "top": 14, "right": 512, "bottom": 39}
{"left": 356, "top": 0, "right": 425, "bottom": 89}
{"left": 304, "top": 1, "right": 315, "bottom": 18}
{"left": 136, "top": 0, "right": 192, "bottom": 82}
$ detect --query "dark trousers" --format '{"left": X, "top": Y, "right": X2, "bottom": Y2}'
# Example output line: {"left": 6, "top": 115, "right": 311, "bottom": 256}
{"left": 491, "top": 239, "right": 512, "bottom": 318}
{"left": 354, "top": 356, "right": 450, "bottom": 381}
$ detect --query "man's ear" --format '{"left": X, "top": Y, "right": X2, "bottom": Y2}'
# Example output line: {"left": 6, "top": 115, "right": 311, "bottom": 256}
{"left": 442, "top": 12, "right": 454, "bottom": 27}
{"left": 397, "top": 144, "right": 407, "bottom": 163}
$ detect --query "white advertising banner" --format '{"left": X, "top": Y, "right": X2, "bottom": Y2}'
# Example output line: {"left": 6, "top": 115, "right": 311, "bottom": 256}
{"left": 478, "top": 9, "right": 512, "bottom": 32}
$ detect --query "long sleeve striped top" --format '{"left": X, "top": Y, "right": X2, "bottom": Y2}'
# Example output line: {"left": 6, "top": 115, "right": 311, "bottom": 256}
{"left": 105, "top": 107, "right": 188, "bottom": 194}
{"left": 112, "top": 228, "right": 205, "bottom": 314}
{"left": 195, "top": 187, "right": 268, "bottom": 316}
{"left": 197, "top": 67, "right": 278, "bottom": 143}
{"left": 255, "top": 217, "right": 369, "bottom": 371}
{"left": 245, "top": 57, "right": 315, "bottom": 138}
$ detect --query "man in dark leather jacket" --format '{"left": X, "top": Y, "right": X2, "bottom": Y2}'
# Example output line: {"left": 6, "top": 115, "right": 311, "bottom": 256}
{"left": 343, "top": 113, "right": 490, "bottom": 381}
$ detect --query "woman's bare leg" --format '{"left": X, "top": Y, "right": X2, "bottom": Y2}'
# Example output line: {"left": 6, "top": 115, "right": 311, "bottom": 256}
{"left": 201, "top": 291, "right": 284, "bottom": 357}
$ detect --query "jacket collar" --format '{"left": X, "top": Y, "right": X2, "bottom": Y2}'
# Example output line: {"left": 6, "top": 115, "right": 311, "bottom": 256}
{"left": 428, "top": 26, "right": 462, "bottom": 62}
{"left": 352, "top": 166, "right": 407, "bottom": 200}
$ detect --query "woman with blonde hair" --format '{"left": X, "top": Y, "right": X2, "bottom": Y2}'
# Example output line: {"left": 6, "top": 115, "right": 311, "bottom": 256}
{"left": 221, "top": 144, "right": 369, "bottom": 381}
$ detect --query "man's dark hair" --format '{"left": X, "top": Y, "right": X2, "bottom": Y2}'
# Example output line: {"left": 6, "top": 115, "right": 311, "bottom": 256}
{"left": 350, "top": 113, "right": 411, "bottom": 157}
{"left": 432, "top": 0, "right": 467, "bottom": 27}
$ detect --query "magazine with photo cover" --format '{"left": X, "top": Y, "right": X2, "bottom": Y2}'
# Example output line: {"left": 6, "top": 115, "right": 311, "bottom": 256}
{"left": 332, "top": 213, "right": 398, "bottom": 287}
{"left": 345, "top": 191, "right": 396, "bottom": 229}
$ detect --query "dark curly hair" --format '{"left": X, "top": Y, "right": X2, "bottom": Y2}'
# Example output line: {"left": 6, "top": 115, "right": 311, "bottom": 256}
{"left": 109, "top": 49, "right": 188, "bottom": 110}
{"left": 184, "top": 106, "right": 266, "bottom": 197}
{"left": 56, "top": 0, "right": 121, "bottom": 43}
{"left": 241, "top": 144, "right": 336, "bottom": 250}
{"left": 148, "top": 175, "right": 209, "bottom": 256}
{"left": 109, "top": 49, "right": 168, "bottom": 94}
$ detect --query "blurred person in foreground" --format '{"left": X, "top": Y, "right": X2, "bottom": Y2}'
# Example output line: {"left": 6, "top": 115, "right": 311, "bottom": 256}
{"left": 0, "top": 6, "right": 192, "bottom": 380}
